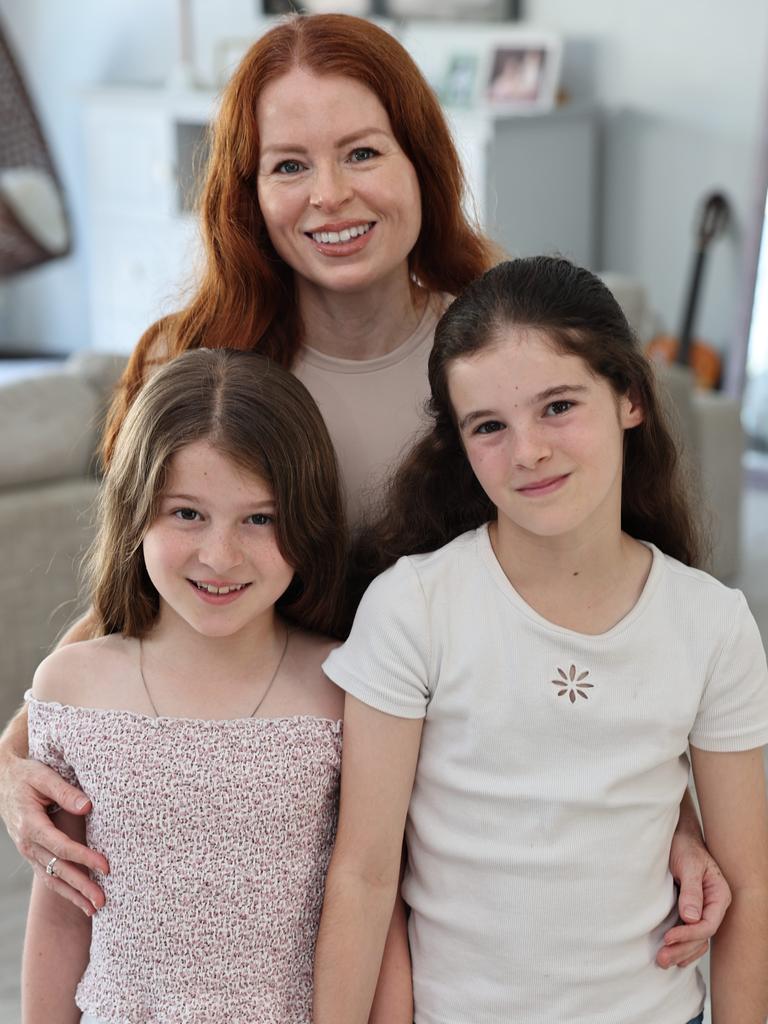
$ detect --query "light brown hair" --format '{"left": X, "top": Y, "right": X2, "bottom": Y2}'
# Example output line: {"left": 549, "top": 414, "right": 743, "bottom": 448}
{"left": 88, "top": 349, "right": 347, "bottom": 639}
{"left": 103, "top": 13, "right": 495, "bottom": 464}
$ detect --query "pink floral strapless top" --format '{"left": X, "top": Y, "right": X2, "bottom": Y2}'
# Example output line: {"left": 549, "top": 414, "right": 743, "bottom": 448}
{"left": 27, "top": 694, "right": 342, "bottom": 1024}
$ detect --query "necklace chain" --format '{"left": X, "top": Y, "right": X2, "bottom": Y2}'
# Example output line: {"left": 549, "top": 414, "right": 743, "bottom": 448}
{"left": 138, "top": 627, "right": 291, "bottom": 720}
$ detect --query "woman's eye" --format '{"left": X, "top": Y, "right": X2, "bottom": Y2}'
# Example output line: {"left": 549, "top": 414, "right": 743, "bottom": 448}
{"left": 275, "top": 159, "right": 304, "bottom": 175}
{"left": 173, "top": 508, "right": 200, "bottom": 521}
{"left": 475, "top": 420, "right": 504, "bottom": 435}
{"left": 349, "top": 147, "right": 378, "bottom": 163}
{"left": 246, "top": 513, "right": 273, "bottom": 526}
{"left": 545, "top": 400, "right": 574, "bottom": 417}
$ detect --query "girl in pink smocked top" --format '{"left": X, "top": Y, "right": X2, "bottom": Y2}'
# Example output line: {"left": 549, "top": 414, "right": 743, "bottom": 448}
{"left": 22, "top": 350, "right": 411, "bottom": 1024}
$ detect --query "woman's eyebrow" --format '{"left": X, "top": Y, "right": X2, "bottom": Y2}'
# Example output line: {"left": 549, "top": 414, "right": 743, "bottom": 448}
{"left": 261, "top": 127, "right": 389, "bottom": 157}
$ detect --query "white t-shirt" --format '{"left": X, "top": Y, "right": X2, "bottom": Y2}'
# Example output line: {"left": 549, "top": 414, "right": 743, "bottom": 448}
{"left": 293, "top": 295, "right": 448, "bottom": 525}
{"left": 323, "top": 526, "right": 768, "bottom": 1024}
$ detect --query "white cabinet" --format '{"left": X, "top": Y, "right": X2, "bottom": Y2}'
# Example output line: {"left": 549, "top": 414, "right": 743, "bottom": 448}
{"left": 84, "top": 88, "right": 212, "bottom": 353}
{"left": 84, "top": 87, "right": 596, "bottom": 353}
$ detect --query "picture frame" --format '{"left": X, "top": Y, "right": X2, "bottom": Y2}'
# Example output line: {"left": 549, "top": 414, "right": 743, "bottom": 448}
{"left": 439, "top": 52, "right": 481, "bottom": 109}
{"left": 481, "top": 31, "right": 562, "bottom": 112}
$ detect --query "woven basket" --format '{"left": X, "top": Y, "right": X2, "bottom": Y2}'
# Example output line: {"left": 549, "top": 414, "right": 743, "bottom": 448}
{"left": 0, "top": 15, "right": 70, "bottom": 275}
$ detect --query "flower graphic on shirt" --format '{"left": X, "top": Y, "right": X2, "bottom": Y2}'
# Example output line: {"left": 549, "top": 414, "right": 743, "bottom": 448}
{"left": 551, "top": 664, "right": 593, "bottom": 704}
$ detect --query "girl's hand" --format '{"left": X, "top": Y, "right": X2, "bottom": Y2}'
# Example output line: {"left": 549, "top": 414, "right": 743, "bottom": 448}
{"left": 1, "top": 751, "right": 108, "bottom": 915}
{"left": 657, "top": 825, "right": 731, "bottom": 968}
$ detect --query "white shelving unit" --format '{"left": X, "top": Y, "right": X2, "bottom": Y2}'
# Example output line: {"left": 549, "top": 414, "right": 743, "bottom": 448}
{"left": 83, "top": 86, "right": 597, "bottom": 353}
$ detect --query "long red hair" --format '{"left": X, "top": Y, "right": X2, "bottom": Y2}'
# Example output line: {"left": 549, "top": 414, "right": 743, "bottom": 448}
{"left": 103, "top": 13, "right": 495, "bottom": 464}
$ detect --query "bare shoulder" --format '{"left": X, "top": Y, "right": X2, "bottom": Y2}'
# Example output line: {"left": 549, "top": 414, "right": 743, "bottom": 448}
{"left": 281, "top": 629, "right": 344, "bottom": 721}
{"left": 32, "top": 634, "right": 139, "bottom": 708}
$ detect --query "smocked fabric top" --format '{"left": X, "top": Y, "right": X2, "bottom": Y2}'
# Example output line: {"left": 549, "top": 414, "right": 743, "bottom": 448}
{"left": 27, "top": 694, "right": 342, "bottom": 1024}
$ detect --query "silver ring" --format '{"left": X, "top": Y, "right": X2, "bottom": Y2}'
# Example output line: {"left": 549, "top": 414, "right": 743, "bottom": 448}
{"left": 45, "top": 856, "right": 58, "bottom": 877}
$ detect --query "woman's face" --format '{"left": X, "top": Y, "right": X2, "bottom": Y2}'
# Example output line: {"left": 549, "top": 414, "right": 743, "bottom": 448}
{"left": 257, "top": 68, "right": 422, "bottom": 299}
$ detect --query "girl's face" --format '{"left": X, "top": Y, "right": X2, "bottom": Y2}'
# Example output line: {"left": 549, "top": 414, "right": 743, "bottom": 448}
{"left": 447, "top": 327, "right": 643, "bottom": 547}
{"left": 257, "top": 68, "right": 422, "bottom": 299}
{"left": 142, "top": 441, "right": 294, "bottom": 640}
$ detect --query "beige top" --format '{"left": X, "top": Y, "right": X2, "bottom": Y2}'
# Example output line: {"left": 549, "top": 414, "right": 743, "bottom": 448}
{"left": 293, "top": 295, "right": 449, "bottom": 525}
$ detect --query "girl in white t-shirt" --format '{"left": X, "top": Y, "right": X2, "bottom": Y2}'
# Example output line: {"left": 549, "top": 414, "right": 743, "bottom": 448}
{"left": 313, "top": 256, "right": 768, "bottom": 1024}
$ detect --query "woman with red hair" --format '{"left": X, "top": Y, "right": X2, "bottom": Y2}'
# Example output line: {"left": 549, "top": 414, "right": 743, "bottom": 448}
{"left": 1, "top": 11, "right": 726, "bottom": 985}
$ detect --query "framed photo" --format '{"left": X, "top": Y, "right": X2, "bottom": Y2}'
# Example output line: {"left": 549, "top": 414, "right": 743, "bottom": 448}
{"left": 439, "top": 53, "right": 480, "bottom": 108}
{"left": 482, "top": 32, "right": 562, "bottom": 112}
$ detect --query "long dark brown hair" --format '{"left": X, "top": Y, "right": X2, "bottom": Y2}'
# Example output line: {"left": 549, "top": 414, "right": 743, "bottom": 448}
{"left": 352, "top": 256, "right": 705, "bottom": 598}
{"left": 87, "top": 349, "right": 348, "bottom": 639}
{"left": 102, "top": 12, "right": 496, "bottom": 465}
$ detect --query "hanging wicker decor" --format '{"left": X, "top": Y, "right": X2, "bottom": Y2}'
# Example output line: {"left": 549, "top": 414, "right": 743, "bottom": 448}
{"left": 0, "top": 15, "right": 70, "bottom": 276}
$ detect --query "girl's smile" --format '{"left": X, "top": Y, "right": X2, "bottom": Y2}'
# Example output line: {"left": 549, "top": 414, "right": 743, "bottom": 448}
{"left": 514, "top": 472, "right": 571, "bottom": 497}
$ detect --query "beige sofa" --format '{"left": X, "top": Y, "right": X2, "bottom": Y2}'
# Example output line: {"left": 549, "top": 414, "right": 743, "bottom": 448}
{"left": 0, "top": 352, "right": 126, "bottom": 725}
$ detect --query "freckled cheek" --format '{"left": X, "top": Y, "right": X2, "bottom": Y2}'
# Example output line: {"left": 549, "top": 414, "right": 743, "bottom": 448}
{"left": 254, "top": 542, "right": 295, "bottom": 585}
{"left": 143, "top": 529, "right": 193, "bottom": 575}
{"left": 466, "top": 446, "right": 507, "bottom": 490}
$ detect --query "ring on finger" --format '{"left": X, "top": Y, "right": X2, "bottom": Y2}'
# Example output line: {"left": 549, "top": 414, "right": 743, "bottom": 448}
{"left": 45, "top": 856, "right": 59, "bottom": 877}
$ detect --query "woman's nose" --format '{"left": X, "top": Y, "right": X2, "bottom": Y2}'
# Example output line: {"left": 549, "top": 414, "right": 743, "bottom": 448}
{"left": 309, "top": 162, "right": 352, "bottom": 212}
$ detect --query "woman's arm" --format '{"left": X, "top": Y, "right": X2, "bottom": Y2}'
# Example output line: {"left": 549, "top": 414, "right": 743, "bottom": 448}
{"left": 690, "top": 745, "right": 768, "bottom": 1024}
{"left": 22, "top": 810, "right": 93, "bottom": 1024}
{"left": 658, "top": 787, "right": 732, "bottom": 968}
{"left": 0, "top": 610, "right": 109, "bottom": 913}
{"left": 314, "top": 695, "right": 423, "bottom": 1024}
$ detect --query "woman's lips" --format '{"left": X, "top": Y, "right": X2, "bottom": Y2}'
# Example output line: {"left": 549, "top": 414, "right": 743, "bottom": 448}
{"left": 306, "top": 221, "right": 376, "bottom": 257}
{"left": 516, "top": 474, "right": 570, "bottom": 497}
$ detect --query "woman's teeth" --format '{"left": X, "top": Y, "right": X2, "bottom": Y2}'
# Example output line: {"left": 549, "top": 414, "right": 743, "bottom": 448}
{"left": 311, "top": 223, "right": 372, "bottom": 244}
{"left": 194, "top": 581, "right": 248, "bottom": 595}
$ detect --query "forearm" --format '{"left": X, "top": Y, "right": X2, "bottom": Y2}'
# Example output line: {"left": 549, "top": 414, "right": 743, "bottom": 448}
{"left": 314, "top": 864, "right": 399, "bottom": 1024}
{"left": 22, "top": 877, "right": 90, "bottom": 1024}
{"left": 368, "top": 893, "right": 413, "bottom": 1024}
{"left": 710, "top": 887, "right": 768, "bottom": 1024}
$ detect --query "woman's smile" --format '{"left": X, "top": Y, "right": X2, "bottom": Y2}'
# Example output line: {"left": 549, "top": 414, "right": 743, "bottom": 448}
{"left": 306, "top": 220, "right": 377, "bottom": 257}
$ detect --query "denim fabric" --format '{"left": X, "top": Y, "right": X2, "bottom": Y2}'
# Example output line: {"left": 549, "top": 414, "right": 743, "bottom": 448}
{"left": 686, "top": 1014, "right": 704, "bottom": 1024}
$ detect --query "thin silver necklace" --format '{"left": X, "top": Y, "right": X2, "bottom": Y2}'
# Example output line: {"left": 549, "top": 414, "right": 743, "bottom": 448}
{"left": 138, "top": 627, "right": 291, "bottom": 719}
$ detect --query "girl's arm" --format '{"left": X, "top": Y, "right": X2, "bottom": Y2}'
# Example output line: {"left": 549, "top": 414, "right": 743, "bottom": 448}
{"left": 0, "top": 609, "right": 109, "bottom": 914}
{"left": 690, "top": 744, "right": 768, "bottom": 1024}
{"left": 659, "top": 788, "right": 732, "bottom": 968}
{"left": 22, "top": 809, "right": 93, "bottom": 1024}
{"left": 314, "top": 695, "right": 423, "bottom": 1024}
{"left": 367, "top": 890, "right": 413, "bottom": 1024}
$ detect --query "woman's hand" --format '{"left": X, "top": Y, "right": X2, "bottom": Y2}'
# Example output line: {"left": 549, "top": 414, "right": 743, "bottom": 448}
{"left": 1, "top": 711, "right": 108, "bottom": 915}
{"left": 657, "top": 803, "right": 732, "bottom": 969}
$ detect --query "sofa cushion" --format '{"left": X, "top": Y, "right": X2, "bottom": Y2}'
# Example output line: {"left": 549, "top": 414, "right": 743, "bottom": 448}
{"left": 0, "top": 371, "right": 101, "bottom": 488}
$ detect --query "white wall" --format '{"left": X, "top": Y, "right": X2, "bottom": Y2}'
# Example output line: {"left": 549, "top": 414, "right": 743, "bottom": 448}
{"left": 525, "top": 0, "right": 768, "bottom": 356}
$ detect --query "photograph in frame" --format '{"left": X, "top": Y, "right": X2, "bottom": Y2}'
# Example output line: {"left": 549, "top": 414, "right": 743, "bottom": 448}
{"left": 482, "top": 33, "right": 562, "bottom": 111}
